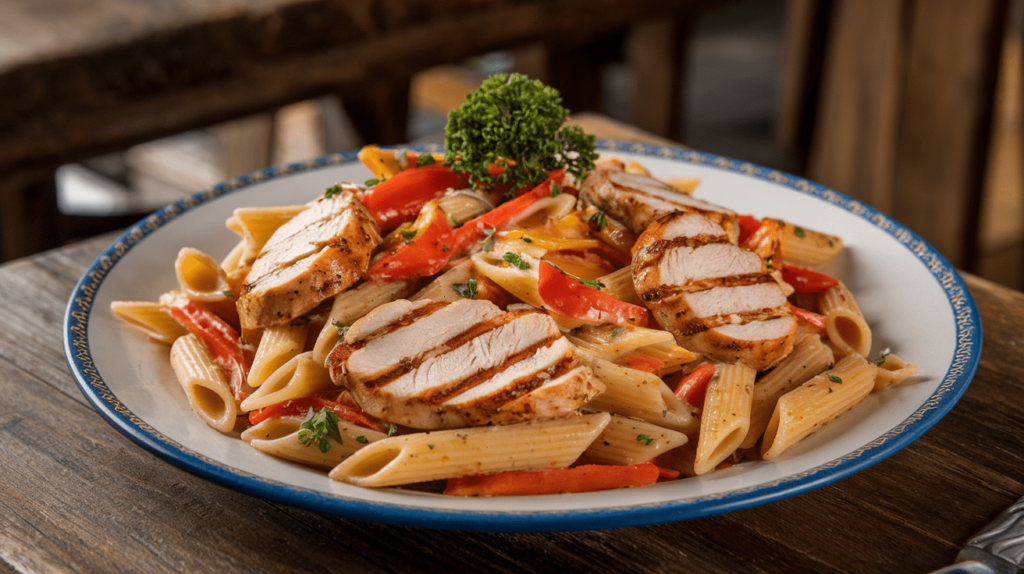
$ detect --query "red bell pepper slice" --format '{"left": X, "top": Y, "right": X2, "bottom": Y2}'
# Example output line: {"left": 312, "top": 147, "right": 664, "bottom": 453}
{"left": 360, "top": 164, "right": 469, "bottom": 231}
{"left": 247, "top": 396, "right": 386, "bottom": 432}
{"left": 367, "top": 210, "right": 454, "bottom": 281}
{"left": 781, "top": 264, "right": 840, "bottom": 293}
{"left": 537, "top": 260, "right": 649, "bottom": 327}
{"left": 617, "top": 350, "right": 666, "bottom": 373}
{"left": 737, "top": 215, "right": 762, "bottom": 244}
{"left": 443, "top": 463, "right": 676, "bottom": 496}
{"left": 788, "top": 302, "right": 827, "bottom": 332}
{"left": 673, "top": 363, "right": 716, "bottom": 408}
{"left": 166, "top": 301, "right": 253, "bottom": 402}
{"left": 448, "top": 170, "right": 570, "bottom": 252}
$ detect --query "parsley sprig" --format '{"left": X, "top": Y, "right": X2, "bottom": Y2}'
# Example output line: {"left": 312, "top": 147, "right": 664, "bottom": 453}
{"left": 298, "top": 408, "right": 343, "bottom": 453}
{"left": 444, "top": 73, "right": 599, "bottom": 191}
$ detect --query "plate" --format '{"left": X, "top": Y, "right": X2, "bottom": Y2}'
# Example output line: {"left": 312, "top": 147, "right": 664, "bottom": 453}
{"left": 64, "top": 140, "right": 981, "bottom": 532}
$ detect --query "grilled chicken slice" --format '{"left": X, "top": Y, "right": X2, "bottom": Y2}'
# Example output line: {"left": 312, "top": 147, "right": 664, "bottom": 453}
{"left": 238, "top": 190, "right": 381, "bottom": 330}
{"left": 633, "top": 211, "right": 796, "bottom": 371}
{"left": 580, "top": 163, "right": 738, "bottom": 240}
{"left": 326, "top": 298, "right": 605, "bottom": 430}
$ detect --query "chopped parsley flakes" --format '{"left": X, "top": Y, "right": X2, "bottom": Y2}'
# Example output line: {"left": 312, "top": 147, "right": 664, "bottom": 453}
{"left": 298, "top": 408, "right": 343, "bottom": 453}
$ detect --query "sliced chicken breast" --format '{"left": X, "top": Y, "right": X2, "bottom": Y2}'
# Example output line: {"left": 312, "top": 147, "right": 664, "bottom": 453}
{"left": 581, "top": 164, "right": 738, "bottom": 239}
{"left": 238, "top": 190, "right": 381, "bottom": 329}
{"left": 326, "top": 299, "right": 605, "bottom": 429}
{"left": 634, "top": 211, "right": 796, "bottom": 370}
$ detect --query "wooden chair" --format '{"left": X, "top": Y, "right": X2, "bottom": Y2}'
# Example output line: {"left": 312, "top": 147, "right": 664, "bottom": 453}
{"left": 778, "top": 0, "right": 1010, "bottom": 271}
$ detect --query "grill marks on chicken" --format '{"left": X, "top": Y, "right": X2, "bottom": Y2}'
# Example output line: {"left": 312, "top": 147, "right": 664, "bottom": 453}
{"left": 238, "top": 190, "right": 381, "bottom": 329}
{"left": 326, "top": 299, "right": 605, "bottom": 429}
{"left": 581, "top": 167, "right": 796, "bottom": 370}
{"left": 633, "top": 211, "right": 796, "bottom": 370}
{"left": 581, "top": 166, "right": 737, "bottom": 239}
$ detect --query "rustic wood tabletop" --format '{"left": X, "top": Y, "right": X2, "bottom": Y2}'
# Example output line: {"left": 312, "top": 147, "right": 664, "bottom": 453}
{"left": 2, "top": 115, "right": 1023, "bottom": 573}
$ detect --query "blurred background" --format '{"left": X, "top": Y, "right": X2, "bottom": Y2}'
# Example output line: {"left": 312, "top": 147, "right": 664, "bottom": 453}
{"left": 2, "top": 0, "right": 1021, "bottom": 289}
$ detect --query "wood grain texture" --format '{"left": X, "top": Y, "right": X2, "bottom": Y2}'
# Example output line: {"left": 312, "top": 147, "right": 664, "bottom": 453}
{"left": 2, "top": 117, "right": 1024, "bottom": 573}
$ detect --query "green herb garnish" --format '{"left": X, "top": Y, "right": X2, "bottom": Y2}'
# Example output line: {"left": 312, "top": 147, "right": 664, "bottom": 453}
{"left": 387, "top": 424, "right": 398, "bottom": 437}
{"left": 452, "top": 278, "right": 478, "bottom": 299}
{"left": 365, "top": 178, "right": 381, "bottom": 187}
{"left": 222, "top": 290, "right": 233, "bottom": 298}
{"left": 416, "top": 154, "right": 436, "bottom": 167}
{"left": 482, "top": 226, "right": 496, "bottom": 251}
{"left": 331, "top": 319, "right": 349, "bottom": 338}
{"left": 637, "top": 434, "right": 654, "bottom": 446}
{"left": 503, "top": 252, "right": 531, "bottom": 270}
{"left": 324, "top": 184, "right": 344, "bottom": 199}
{"left": 443, "top": 73, "right": 598, "bottom": 191}
{"left": 400, "top": 229, "right": 417, "bottom": 239}
{"left": 356, "top": 436, "right": 369, "bottom": 444}
{"left": 550, "top": 180, "right": 561, "bottom": 197}
{"left": 794, "top": 226, "right": 806, "bottom": 238}
{"left": 298, "top": 408, "right": 343, "bottom": 453}
{"left": 578, "top": 278, "right": 605, "bottom": 289}
{"left": 590, "top": 211, "right": 606, "bottom": 232}
{"left": 829, "top": 375, "right": 843, "bottom": 383}
{"left": 609, "top": 328, "right": 624, "bottom": 339}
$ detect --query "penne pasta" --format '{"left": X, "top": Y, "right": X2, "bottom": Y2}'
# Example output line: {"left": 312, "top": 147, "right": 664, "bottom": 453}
{"left": 239, "top": 351, "right": 334, "bottom": 412}
{"left": 583, "top": 414, "right": 689, "bottom": 465}
{"left": 329, "top": 412, "right": 611, "bottom": 487}
{"left": 249, "top": 322, "right": 308, "bottom": 387}
{"left": 437, "top": 190, "right": 494, "bottom": 225}
{"left": 761, "top": 354, "right": 877, "bottom": 460}
{"left": 740, "top": 334, "right": 834, "bottom": 449}
{"left": 174, "top": 247, "right": 232, "bottom": 303}
{"left": 873, "top": 352, "right": 920, "bottom": 392}
{"left": 577, "top": 351, "right": 699, "bottom": 434}
{"left": 241, "top": 417, "right": 387, "bottom": 469}
{"left": 169, "top": 334, "right": 241, "bottom": 433}
{"left": 693, "top": 364, "right": 756, "bottom": 475}
{"left": 110, "top": 300, "right": 188, "bottom": 344}
{"left": 820, "top": 281, "right": 872, "bottom": 358}
{"left": 776, "top": 220, "right": 844, "bottom": 267}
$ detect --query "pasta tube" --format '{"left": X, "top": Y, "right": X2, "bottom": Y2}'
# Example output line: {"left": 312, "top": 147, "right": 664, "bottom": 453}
{"left": 740, "top": 334, "right": 834, "bottom": 449}
{"left": 249, "top": 323, "right": 308, "bottom": 387}
{"left": 761, "top": 354, "right": 877, "bottom": 460}
{"left": 820, "top": 281, "right": 872, "bottom": 358}
{"left": 329, "top": 413, "right": 611, "bottom": 487}
{"left": 170, "top": 334, "right": 241, "bottom": 433}
{"left": 577, "top": 351, "right": 698, "bottom": 434}
{"left": 693, "top": 364, "right": 756, "bottom": 475}
{"left": 174, "top": 247, "right": 232, "bottom": 303}
{"left": 241, "top": 417, "right": 386, "bottom": 469}
{"left": 776, "top": 220, "right": 844, "bottom": 267}
{"left": 239, "top": 351, "right": 333, "bottom": 412}
{"left": 110, "top": 300, "right": 188, "bottom": 344}
{"left": 583, "top": 415, "right": 688, "bottom": 465}
{"left": 873, "top": 352, "right": 920, "bottom": 392}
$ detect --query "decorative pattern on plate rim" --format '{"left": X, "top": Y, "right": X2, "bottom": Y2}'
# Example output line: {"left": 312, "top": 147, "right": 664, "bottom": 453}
{"left": 64, "top": 140, "right": 981, "bottom": 529}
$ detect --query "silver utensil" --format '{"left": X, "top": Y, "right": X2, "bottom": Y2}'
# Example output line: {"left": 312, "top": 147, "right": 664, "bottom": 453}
{"left": 931, "top": 496, "right": 1024, "bottom": 573}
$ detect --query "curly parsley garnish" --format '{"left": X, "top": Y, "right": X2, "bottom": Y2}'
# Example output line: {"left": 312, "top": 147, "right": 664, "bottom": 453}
{"left": 298, "top": 408, "right": 343, "bottom": 453}
{"left": 416, "top": 154, "right": 436, "bottom": 167}
{"left": 444, "top": 73, "right": 598, "bottom": 191}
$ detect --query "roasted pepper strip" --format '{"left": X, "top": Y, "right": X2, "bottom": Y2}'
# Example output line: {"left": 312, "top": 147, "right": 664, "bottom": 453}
{"left": 538, "top": 260, "right": 649, "bottom": 327}
{"left": 360, "top": 164, "right": 469, "bottom": 231}
{"left": 248, "top": 396, "right": 385, "bottom": 432}
{"left": 367, "top": 209, "right": 454, "bottom": 281}
{"left": 166, "top": 301, "right": 253, "bottom": 402}
{"left": 781, "top": 264, "right": 840, "bottom": 293}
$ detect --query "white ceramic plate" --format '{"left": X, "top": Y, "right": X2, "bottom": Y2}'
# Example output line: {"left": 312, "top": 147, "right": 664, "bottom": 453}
{"left": 64, "top": 140, "right": 981, "bottom": 532}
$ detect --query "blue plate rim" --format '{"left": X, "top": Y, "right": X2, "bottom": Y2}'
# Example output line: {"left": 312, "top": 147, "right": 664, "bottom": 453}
{"left": 63, "top": 139, "right": 982, "bottom": 532}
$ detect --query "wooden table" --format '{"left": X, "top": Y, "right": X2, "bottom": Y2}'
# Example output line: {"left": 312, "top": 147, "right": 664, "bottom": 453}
{"left": 3, "top": 116, "right": 1024, "bottom": 573}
